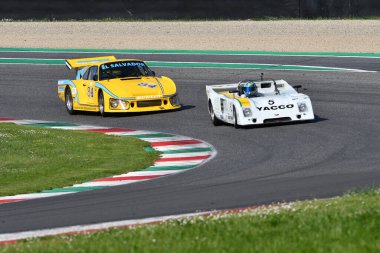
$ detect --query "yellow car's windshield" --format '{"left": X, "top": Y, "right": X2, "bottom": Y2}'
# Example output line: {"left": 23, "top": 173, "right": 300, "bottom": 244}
{"left": 99, "top": 61, "right": 155, "bottom": 80}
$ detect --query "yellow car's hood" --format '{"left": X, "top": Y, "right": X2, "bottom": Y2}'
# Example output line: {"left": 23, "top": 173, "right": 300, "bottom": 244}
{"left": 97, "top": 76, "right": 176, "bottom": 99}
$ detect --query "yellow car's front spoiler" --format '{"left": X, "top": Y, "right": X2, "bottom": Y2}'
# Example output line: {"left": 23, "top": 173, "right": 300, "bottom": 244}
{"left": 69, "top": 99, "right": 181, "bottom": 113}
{"left": 107, "top": 103, "right": 181, "bottom": 113}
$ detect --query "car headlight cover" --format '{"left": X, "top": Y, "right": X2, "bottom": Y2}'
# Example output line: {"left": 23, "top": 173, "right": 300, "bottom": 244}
{"left": 110, "top": 99, "right": 130, "bottom": 109}
{"left": 120, "top": 100, "right": 130, "bottom": 109}
{"left": 298, "top": 102, "right": 307, "bottom": 112}
{"left": 110, "top": 99, "right": 119, "bottom": 108}
{"left": 169, "top": 94, "right": 180, "bottom": 106}
{"left": 243, "top": 107, "right": 252, "bottom": 117}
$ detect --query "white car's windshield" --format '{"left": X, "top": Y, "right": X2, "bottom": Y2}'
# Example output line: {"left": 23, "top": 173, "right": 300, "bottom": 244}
{"left": 99, "top": 61, "right": 154, "bottom": 80}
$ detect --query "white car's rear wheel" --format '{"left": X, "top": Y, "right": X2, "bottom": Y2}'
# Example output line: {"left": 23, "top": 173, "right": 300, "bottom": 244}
{"left": 208, "top": 101, "right": 222, "bottom": 126}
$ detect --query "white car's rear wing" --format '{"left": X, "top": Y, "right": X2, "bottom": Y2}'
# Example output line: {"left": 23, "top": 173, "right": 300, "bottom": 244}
{"left": 207, "top": 80, "right": 293, "bottom": 92}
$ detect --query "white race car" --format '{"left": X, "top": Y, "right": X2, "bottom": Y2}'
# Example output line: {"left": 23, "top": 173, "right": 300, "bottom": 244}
{"left": 206, "top": 78, "right": 314, "bottom": 128}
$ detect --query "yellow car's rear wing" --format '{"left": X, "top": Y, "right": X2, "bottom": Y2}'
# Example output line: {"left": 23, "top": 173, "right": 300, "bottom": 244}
{"left": 65, "top": 56, "right": 117, "bottom": 70}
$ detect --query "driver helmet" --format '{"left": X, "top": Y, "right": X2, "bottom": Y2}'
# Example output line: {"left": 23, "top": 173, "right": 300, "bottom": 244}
{"left": 241, "top": 81, "right": 258, "bottom": 98}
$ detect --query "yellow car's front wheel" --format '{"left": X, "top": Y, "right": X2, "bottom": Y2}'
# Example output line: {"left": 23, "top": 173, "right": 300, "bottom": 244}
{"left": 98, "top": 91, "right": 108, "bottom": 117}
{"left": 65, "top": 87, "right": 76, "bottom": 115}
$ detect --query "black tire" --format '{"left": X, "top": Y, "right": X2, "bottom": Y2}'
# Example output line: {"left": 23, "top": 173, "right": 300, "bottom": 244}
{"left": 65, "top": 87, "right": 76, "bottom": 115}
{"left": 233, "top": 106, "right": 240, "bottom": 129}
{"left": 98, "top": 91, "right": 108, "bottom": 117}
{"left": 208, "top": 101, "right": 222, "bottom": 126}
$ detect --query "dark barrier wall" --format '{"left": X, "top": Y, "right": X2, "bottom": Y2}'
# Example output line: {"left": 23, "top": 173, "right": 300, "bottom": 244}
{"left": 0, "top": 0, "right": 300, "bottom": 19}
{"left": 0, "top": 0, "right": 379, "bottom": 20}
{"left": 301, "top": 0, "right": 380, "bottom": 17}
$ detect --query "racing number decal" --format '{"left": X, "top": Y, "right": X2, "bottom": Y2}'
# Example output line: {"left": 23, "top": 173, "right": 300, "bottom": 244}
{"left": 87, "top": 87, "right": 94, "bottom": 98}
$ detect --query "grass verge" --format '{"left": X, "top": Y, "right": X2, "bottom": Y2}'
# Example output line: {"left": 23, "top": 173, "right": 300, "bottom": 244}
{"left": 0, "top": 123, "right": 159, "bottom": 196}
{"left": 2, "top": 190, "right": 379, "bottom": 253}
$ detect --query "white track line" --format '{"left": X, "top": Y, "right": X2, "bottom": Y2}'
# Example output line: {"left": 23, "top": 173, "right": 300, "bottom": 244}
{"left": 106, "top": 130, "right": 155, "bottom": 136}
{"left": 50, "top": 125, "right": 109, "bottom": 130}
{"left": 72, "top": 181, "right": 138, "bottom": 187}
{"left": 0, "top": 192, "right": 72, "bottom": 200}
{"left": 0, "top": 210, "right": 213, "bottom": 244}
{"left": 142, "top": 136, "right": 193, "bottom": 142}
{"left": 8, "top": 120, "right": 51, "bottom": 125}
{"left": 160, "top": 152, "right": 212, "bottom": 158}
{"left": 153, "top": 161, "right": 204, "bottom": 167}
{"left": 153, "top": 143, "right": 211, "bottom": 151}
{"left": 113, "top": 170, "right": 176, "bottom": 177}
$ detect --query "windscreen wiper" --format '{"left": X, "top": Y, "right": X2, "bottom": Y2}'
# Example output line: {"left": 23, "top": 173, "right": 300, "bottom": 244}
{"left": 120, "top": 76, "right": 142, "bottom": 80}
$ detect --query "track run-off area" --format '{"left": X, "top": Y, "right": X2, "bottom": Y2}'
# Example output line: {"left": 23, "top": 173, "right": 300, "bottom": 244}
{"left": 0, "top": 48, "right": 379, "bottom": 238}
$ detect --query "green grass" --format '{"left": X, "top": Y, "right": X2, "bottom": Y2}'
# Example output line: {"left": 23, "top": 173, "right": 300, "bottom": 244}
{"left": 0, "top": 123, "right": 159, "bottom": 196}
{"left": 2, "top": 190, "right": 379, "bottom": 253}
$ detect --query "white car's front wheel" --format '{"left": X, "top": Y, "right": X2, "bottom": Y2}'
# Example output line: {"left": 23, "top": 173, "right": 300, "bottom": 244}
{"left": 208, "top": 100, "right": 222, "bottom": 126}
{"left": 233, "top": 106, "right": 240, "bottom": 129}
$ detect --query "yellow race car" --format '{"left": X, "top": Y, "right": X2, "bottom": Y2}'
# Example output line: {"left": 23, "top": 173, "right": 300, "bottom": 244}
{"left": 57, "top": 56, "right": 181, "bottom": 116}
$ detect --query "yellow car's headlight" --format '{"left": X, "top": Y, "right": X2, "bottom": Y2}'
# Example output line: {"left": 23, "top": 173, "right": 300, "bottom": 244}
{"left": 110, "top": 99, "right": 119, "bottom": 108}
{"left": 120, "top": 100, "right": 130, "bottom": 109}
{"left": 169, "top": 94, "right": 180, "bottom": 106}
{"left": 110, "top": 99, "right": 130, "bottom": 109}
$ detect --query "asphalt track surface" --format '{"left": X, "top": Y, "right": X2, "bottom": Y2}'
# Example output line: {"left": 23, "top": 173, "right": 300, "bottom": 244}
{"left": 0, "top": 52, "right": 380, "bottom": 234}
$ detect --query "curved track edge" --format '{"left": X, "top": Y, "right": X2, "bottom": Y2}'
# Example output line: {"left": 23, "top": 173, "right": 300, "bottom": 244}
{"left": 0, "top": 205, "right": 271, "bottom": 245}
{"left": 0, "top": 117, "right": 217, "bottom": 204}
